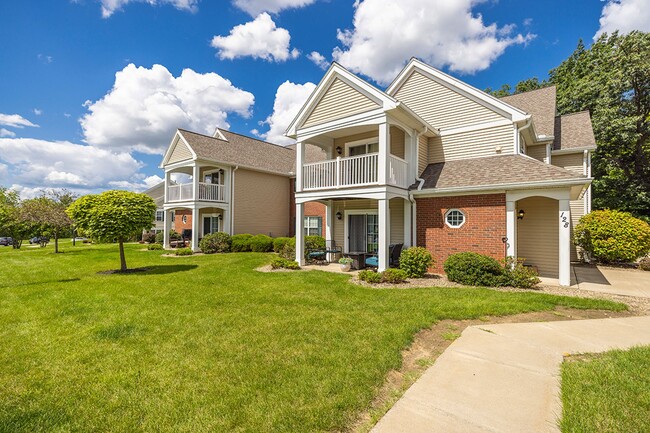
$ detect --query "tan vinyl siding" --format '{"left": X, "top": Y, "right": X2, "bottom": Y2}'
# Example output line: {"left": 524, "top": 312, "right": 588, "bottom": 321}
{"left": 168, "top": 137, "right": 193, "bottom": 164}
{"left": 390, "top": 126, "right": 405, "bottom": 159}
{"left": 428, "top": 123, "right": 514, "bottom": 163}
{"left": 233, "top": 169, "right": 290, "bottom": 237}
{"left": 332, "top": 199, "right": 406, "bottom": 252}
{"left": 394, "top": 71, "right": 504, "bottom": 129}
{"left": 418, "top": 135, "right": 428, "bottom": 176}
{"left": 302, "top": 78, "right": 380, "bottom": 129}
{"left": 517, "top": 196, "right": 558, "bottom": 278}
{"left": 527, "top": 144, "right": 547, "bottom": 162}
{"left": 553, "top": 152, "right": 587, "bottom": 260}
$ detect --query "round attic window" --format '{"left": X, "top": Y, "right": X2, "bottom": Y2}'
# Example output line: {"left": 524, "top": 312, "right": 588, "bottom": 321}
{"left": 445, "top": 209, "right": 465, "bottom": 228}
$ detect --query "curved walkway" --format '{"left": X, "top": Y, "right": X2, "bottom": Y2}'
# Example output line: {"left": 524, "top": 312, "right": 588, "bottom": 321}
{"left": 371, "top": 316, "right": 650, "bottom": 433}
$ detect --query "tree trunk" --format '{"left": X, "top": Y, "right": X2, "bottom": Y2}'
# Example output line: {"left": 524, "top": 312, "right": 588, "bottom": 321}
{"left": 119, "top": 240, "right": 127, "bottom": 272}
{"left": 120, "top": 240, "right": 126, "bottom": 272}
{"left": 54, "top": 232, "right": 59, "bottom": 254}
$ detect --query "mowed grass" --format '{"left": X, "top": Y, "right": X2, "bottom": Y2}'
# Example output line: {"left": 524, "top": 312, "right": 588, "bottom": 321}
{"left": 560, "top": 345, "right": 650, "bottom": 433}
{"left": 0, "top": 242, "right": 625, "bottom": 432}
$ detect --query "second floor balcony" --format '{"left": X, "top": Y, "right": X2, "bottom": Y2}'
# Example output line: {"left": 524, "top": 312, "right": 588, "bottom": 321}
{"left": 167, "top": 182, "right": 226, "bottom": 202}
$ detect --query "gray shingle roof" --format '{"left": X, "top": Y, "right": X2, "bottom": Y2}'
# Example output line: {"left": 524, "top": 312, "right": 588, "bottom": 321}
{"left": 415, "top": 155, "right": 586, "bottom": 190}
{"left": 178, "top": 129, "right": 295, "bottom": 175}
{"left": 552, "top": 111, "right": 596, "bottom": 150}
{"left": 500, "top": 86, "right": 557, "bottom": 137}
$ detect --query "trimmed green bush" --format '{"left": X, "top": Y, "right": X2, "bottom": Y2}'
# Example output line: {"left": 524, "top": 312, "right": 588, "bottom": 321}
{"left": 574, "top": 210, "right": 650, "bottom": 263}
{"left": 250, "top": 234, "right": 273, "bottom": 252}
{"left": 231, "top": 234, "right": 253, "bottom": 252}
{"left": 270, "top": 257, "right": 300, "bottom": 270}
{"left": 280, "top": 238, "right": 296, "bottom": 260}
{"left": 199, "top": 232, "right": 231, "bottom": 254}
{"left": 444, "top": 252, "right": 506, "bottom": 287}
{"left": 273, "top": 237, "right": 292, "bottom": 253}
{"left": 399, "top": 247, "right": 434, "bottom": 278}
{"left": 381, "top": 268, "right": 408, "bottom": 284}
{"left": 305, "top": 235, "right": 325, "bottom": 251}
{"left": 155, "top": 230, "right": 180, "bottom": 245}
{"left": 147, "top": 243, "right": 163, "bottom": 251}
{"left": 503, "top": 256, "right": 541, "bottom": 289}
{"left": 358, "top": 270, "right": 382, "bottom": 284}
{"left": 174, "top": 248, "right": 193, "bottom": 256}
{"left": 142, "top": 232, "right": 156, "bottom": 244}
{"left": 639, "top": 257, "right": 650, "bottom": 272}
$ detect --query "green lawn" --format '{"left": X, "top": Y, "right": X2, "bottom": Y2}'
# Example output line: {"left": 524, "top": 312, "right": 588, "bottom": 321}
{"left": 0, "top": 242, "right": 625, "bottom": 432}
{"left": 560, "top": 345, "right": 650, "bottom": 433}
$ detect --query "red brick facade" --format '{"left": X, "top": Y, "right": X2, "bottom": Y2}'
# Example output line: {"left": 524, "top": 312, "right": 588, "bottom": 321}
{"left": 416, "top": 194, "right": 507, "bottom": 273}
{"left": 288, "top": 178, "right": 326, "bottom": 237}
{"left": 174, "top": 209, "right": 192, "bottom": 234}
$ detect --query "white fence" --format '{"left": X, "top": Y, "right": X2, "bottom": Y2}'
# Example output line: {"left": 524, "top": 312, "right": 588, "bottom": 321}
{"left": 168, "top": 182, "right": 225, "bottom": 202}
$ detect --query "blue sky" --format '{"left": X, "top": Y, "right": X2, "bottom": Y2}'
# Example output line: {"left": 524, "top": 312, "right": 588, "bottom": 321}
{"left": 1, "top": 0, "right": 648, "bottom": 197}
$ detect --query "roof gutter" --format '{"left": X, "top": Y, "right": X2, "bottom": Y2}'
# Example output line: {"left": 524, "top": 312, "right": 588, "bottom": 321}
{"left": 410, "top": 177, "right": 593, "bottom": 197}
{"left": 551, "top": 146, "right": 597, "bottom": 155}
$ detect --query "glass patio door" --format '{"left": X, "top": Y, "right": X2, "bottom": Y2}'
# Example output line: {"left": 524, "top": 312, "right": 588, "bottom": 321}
{"left": 348, "top": 213, "right": 378, "bottom": 253}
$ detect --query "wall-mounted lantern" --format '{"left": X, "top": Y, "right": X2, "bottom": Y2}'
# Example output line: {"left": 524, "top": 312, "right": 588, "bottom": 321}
{"left": 517, "top": 209, "right": 525, "bottom": 220}
{"left": 336, "top": 211, "right": 342, "bottom": 220}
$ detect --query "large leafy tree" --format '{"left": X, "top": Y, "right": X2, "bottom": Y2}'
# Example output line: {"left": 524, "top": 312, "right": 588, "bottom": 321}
{"left": 550, "top": 31, "right": 650, "bottom": 219}
{"left": 67, "top": 190, "right": 156, "bottom": 271}
{"left": 21, "top": 190, "right": 76, "bottom": 253}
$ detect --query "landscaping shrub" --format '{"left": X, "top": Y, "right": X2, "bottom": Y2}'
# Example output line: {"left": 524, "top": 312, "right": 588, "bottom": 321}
{"left": 399, "top": 247, "right": 434, "bottom": 278}
{"left": 199, "top": 232, "right": 231, "bottom": 254}
{"left": 142, "top": 232, "right": 156, "bottom": 244}
{"left": 381, "top": 268, "right": 408, "bottom": 284}
{"left": 270, "top": 256, "right": 300, "bottom": 270}
{"left": 231, "top": 234, "right": 253, "bottom": 252}
{"left": 155, "top": 230, "right": 180, "bottom": 245}
{"left": 174, "top": 248, "right": 193, "bottom": 256}
{"left": 155, "top": 232, "right": 164, "bottom": 244}
{"left": 147, "top": 243, "right": 163, "bottom": 251}
{"left": 574, "top": 210, "right": 650, "bottom": 263}
{"left": 273, "top": 237, "right": 292, "bottom": 253}
{"left": 358, "top": 270, "right": 382, "bottom": 284}
{"left": 639, "top": 257, "right": 650, "bottom": 272}
{"left": 502, "top": 256, "right": 541, "bottom": 289}
{"left": 250, "top": 234, "right": 274, "bottom": 252}
{"left": 305, "top": 235, "right": 325, "bottom": 251}
{"left": 444, "top": 252, "right": 507, "bottom": 287}
{"left": 280, "top": 238, "right": 296, "bottom": 260}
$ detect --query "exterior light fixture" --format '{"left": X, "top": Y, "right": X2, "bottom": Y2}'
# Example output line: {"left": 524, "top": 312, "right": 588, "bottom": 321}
{"left": 336, "top": 211, "right": 342, "bottom": 220}
{"left": 336, "top": 146, "right": 343, "bottom": 155}
{"left": 517, "top": 209, "right": 525, "bottom": 220}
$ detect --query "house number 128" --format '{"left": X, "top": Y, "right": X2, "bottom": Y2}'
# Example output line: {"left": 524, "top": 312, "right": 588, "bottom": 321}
{"left": 560, "top": 212, "right": 569, "bottom": 228}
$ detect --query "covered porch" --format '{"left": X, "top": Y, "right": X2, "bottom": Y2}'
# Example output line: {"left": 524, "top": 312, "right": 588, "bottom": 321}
{"left": 295, "top": 194, "right": 413, "bottom": 271}
{"left": 164, "top": 162, "right": 230, "bottom": 204}
{"left": 162, "top": 204, "right": 230, "bottom": 252}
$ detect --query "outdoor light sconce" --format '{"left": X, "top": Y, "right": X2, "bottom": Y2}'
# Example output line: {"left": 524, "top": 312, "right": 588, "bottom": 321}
{"left": 336, "top": 146, "right": 343, "bottom": 155}
{"left": 336, "top": 211, "right": 342, "bottom": 220}
{"left": 218, "top": 214, "right": 223, "bottom": 220}
{"left": 517, "top": 209, "right": 525, "bottom": 220}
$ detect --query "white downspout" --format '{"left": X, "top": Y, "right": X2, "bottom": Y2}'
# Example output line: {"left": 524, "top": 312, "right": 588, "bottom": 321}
{"left": 516, "top": 117, "right": 533, "bottom": 155}
{"left": 230, "top": 165, "right": 239, "bottom": 235}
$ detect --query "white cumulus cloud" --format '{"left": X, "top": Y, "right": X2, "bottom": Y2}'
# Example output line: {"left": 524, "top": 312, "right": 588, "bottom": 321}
{"left": 233, "top": 0, "right": 317, "bottom": 16}
{"left": 257, "top": 80, "right": 316, "bottom": 145}
{"left": 211, "top": 13, "right": 300, "bottom": 62}
{"left": 0, "top": 128, "right": 16, "bottom": 138}
{"left": 0, "top": 113, "right": 39, "bottom": 129}
{"left": 332, "top": 0, "right": 534, "bottom": 85}
{"left": 98, "top": 0, "right": 198, "bottom": 18}
{"left": 595, "top": 0, "right": 650, "bottom": 39}
{"left": 80, "top": 63, "right": 255, "bottom": 154}
{"left": 0, "top": 138, "right": 143, "bottom": 190}
{"left": 307, "top": 51, "right": 329, "bottom": 70}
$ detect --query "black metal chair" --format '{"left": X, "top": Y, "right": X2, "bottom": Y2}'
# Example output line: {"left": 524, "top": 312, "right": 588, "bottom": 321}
{"left": 364, "top": 243, "right": 404, "bottom": 268}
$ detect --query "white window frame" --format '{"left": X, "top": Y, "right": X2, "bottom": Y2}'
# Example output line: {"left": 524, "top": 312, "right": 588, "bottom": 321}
{"left": 202, "top": 213, "right": 221, "bottom": 237}
{"left": 155, "top": 210, "right": 164, "bottom": 222}
{"left": 445, "top": 209, "right": 466, "bottom": 228}
{"left": 203, "top": 168, "right": 225, "bottom": 185}
{"left": 303, "top": 216, "right": 322, "bottom": 237}
{"left": 345, "top": 137, "right": 379, "bottom": 157}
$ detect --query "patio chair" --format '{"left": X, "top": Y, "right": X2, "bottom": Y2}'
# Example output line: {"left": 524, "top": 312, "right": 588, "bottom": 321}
{"left": 307, "top": 240, "right": 341, "bottom": 264}
{"left": 364, "top": 243, "right": 404, "bottom": 268}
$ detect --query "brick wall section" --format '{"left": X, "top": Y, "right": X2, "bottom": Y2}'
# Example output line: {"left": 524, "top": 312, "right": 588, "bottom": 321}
{"left": 288, "top": 178, "right": 327, "bottom": 237}
{"left": 304, "top": 201, "right": 327, "bottom": 237}
{"left": 174, "top": 209, "right": 192, "bottom": 234}
{"left": 416, "top": 194, "right": 507, "bottom": 273}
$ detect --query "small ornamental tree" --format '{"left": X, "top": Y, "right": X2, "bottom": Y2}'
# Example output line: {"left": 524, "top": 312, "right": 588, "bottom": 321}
{"left": 574, "top": 209, "right": 650, "bottom": 263}
{"left": 67, "top": 190, "right": 156, "bottom": 271}
{"left": 21, "top": 190, "right": 76, "bottom": 253}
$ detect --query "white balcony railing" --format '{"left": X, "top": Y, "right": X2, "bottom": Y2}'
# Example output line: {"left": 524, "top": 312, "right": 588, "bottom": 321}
{"left": 167, "top": 182, "right": 225, "bottom": 202}
{"left": 302, "top": 153, "right": 410, "bottom": 191}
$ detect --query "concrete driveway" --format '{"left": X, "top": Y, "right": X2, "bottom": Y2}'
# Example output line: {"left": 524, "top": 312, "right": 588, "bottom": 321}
{"left": 573, "top": 265, "right": 650, "bottom": 298}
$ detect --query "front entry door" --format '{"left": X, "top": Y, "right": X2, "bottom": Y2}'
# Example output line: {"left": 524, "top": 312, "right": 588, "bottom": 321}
{"left": 203, "top": 216, "right": 220, "bottom": 236}
{"left": 348, "top": 213, "right": 378, "bottom": 253}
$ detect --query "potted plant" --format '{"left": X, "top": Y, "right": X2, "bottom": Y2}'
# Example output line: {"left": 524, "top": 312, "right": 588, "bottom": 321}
{"left": 339, "top": 257, "right": 353, "bottom": 272}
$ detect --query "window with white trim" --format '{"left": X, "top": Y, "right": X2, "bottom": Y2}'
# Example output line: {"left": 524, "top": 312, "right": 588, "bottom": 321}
{"left": 155, "top": 210, "right": 164, "bottom": 222}
{"left": 304, "top": 216, "right": 322, "bottom": 236}
{"left": 445, "top": 209, "right": 465, "bottom": 228}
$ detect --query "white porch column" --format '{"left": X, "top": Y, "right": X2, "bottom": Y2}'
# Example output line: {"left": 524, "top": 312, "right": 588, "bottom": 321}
{"left": 378, "top": 198, "right": 390, "bottom": 271}
{"left": 295, "top": 203, "right": 305, "bottom": 265}
{"left": 506, "top": 201, "right": 517, "bottom": 258}
{"left": 378, "top": 122, "right": 390, "bottom": 185}
{"left": 559, "top": 199, "right": 571, "bottom": 286}
{"left": 164, "top": 171, "right": 171, "bottom": 203}
{"left": 221, "top": 207, "right": 230, "bottom": 234}
{"left": 163, "top": 209, "right": 172, "bottom": 249}
{"left": 325, "top": 201, "right": 334, "bottom": 261}
{"left": 403, "top": 199, "right": 412, "bottom": 248}
{"left": 296, "top": 141, "right": 304, "bottom": 192}
{"left": 192, "top": 164, "right": 200, "bottom": 200}
{"left": 191, "top": 206, "right": 200, "bottom": 252}
{"left": 412, "top": 199, "right": 417, "bottom": 247}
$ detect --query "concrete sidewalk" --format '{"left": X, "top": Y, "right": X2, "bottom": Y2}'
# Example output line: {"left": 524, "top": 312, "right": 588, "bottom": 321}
{"left": 573, "top": 265, "right": 650, "bottom": 298}
{"left": 371, "top": 316, "right": 650, "bottom": 433}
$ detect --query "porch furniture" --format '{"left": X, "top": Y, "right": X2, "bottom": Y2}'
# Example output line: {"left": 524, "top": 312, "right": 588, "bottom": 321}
{"left": 364, "top": 243, "right": 404, "bottom": 268}
{"left": 345, "top": 252, "right": 367, "bottom": 270}
{"left": 307, "top": 240, "right": 342, "bottom": 264}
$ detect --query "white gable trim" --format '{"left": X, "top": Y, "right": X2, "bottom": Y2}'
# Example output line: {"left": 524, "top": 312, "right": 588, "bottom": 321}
{"left": 212, "top": 127, "right": 228, "bottom": 141}
{"left": 387, "top": 58, "right": 529, "bottom": 122}
{"left": 159, "top": 130, "right": 197, "bottom": 168}
{"left": 286, "top": 63, "right": 399, "bottom": 138}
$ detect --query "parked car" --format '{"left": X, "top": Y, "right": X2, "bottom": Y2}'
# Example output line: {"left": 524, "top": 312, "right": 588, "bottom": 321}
{"left": 0, "top": 237, "right": 14, "bottom": 246}
{"left": 29, "top": 236, "right": 50, "bottom": 245}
